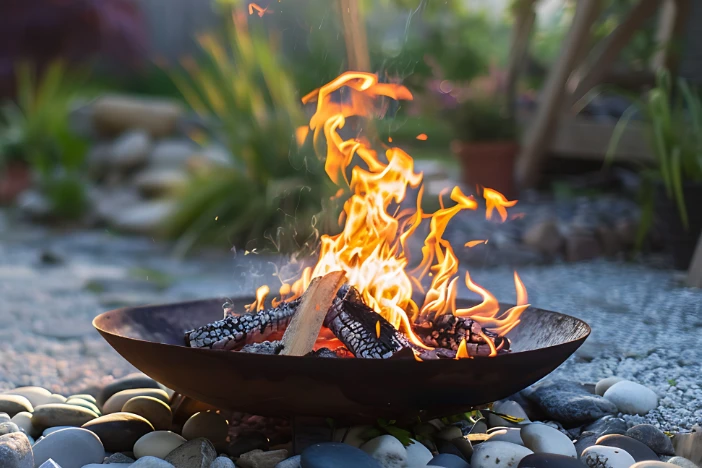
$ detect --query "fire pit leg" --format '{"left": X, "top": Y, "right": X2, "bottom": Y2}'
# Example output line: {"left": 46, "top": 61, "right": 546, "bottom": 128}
{"left": 292, "top": 416, "right": 335, "bottom": 455}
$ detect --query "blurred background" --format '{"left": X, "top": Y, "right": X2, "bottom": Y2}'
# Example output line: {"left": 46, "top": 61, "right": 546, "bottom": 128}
{"left": 1, "top": 0, "right": 701, "bottom": 271}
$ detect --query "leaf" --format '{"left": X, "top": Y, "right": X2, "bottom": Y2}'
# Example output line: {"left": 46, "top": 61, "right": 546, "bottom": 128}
{"left": 670, "top": 147, "right": 688, "bottom": 229}
{"left": 482, "top": 409, "right": 525, "bottom": 424}
{"left": 604, "top": 104, "right": 638, "bottom": 167}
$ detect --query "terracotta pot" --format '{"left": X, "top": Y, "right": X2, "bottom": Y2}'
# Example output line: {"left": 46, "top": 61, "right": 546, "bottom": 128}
{"left": 0, "top": 162, "right": 32, "bottom": 204}
{"left": 452, "top": 140, "right": 519, "bottom": 199}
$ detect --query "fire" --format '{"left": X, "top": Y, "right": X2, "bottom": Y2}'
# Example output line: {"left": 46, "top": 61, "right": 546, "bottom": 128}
{"left": 256, "top": 71, "right": 529, "bottom": 357}
{"left": 248, "top": 3, "right": 270, "bottom": 17}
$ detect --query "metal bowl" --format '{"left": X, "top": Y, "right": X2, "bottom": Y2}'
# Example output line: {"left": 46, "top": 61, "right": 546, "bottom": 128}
{"left": 94, "top": 297, "right": 589, "bottom": 423}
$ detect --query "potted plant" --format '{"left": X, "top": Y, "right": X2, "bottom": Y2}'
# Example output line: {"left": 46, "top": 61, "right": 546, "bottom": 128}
{"left": 607, "top": 69, "right": 702, "bottom": 269}
{"left": 447, "top": 97, "right": 519, "bottom": 199}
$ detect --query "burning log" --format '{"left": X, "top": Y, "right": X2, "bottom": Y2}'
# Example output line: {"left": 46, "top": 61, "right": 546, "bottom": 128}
{"left": 414, "top": 314, "right": 511, "bottom": 355}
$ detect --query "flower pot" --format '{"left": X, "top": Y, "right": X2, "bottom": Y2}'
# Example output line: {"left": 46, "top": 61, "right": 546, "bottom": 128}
{"left": 654, "top": 181, "right": 702, "bottom": 270}
{"left": 452, "top": 140, "right": 518, "bottom": 199}
{"left": 0, "top": 161, "right": 32, "bottom": 204}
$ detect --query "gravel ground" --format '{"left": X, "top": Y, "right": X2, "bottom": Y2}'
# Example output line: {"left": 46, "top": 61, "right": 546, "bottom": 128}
{"left": 0, "top": 210, "right": 700, "bottom": 431}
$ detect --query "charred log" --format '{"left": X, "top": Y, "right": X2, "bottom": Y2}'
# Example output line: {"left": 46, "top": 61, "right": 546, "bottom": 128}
{"left": 305, "top": 347, "right": 353, "bottom": 358}
{"left": 185, "top": 299, "right": 300, "bottom": 350}
{"left": 240, "top": 340, "right": 284, "bottom": 355}
{"left": 414, "top": 314, "right": 511, "bottom": 354}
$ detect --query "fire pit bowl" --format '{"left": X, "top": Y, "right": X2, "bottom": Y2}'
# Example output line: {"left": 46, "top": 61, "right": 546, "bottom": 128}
{"left": 94, "top": 297, "right": 590, "bottom": 423}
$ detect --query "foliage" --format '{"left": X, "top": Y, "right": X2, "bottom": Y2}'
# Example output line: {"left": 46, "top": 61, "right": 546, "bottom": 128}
{"left": 0, "top": 61, "right": 89, "bottom": 219}
{"left": 607, "top": 69, "right": 702, "bottom": 245}
{"left": 164, "top": 7, "right": 335, "bottom": 254}
{"left": 446, "top": 97, "right": 518, "bottom": 143}
{"left": 361, "top": 419, "right": 414, "bottom": 446}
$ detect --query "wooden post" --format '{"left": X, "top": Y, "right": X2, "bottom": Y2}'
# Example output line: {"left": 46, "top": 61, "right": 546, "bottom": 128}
{"left": 686, "top": 232, "right": 702, "bottom": 287}
{"left": 569, "top": 0, "right": 661, "bottom": 107}
{"left": 515, "top": 0, "right": 603, "bottom": 191}
{"left": 505, "top": 0, "right": 538, "bottom": 117}
{"left": 651, "top": 0, "right": 692, "bottom": 74}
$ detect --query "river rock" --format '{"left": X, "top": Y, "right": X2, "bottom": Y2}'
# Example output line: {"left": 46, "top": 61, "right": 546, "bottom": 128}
{"left": 584, "top": 417, "right": 628, "bottom": 438}
{"left": 134, "top": 431, "right": 186, "bottom": 459}
{"left": 437, "top": 426, "right": 464, "bottom": 441}
{"left": 82, "top": 412, "right": 154, "bottom": 452}
{"left": 10, "top": 412, "right": 40, "bottom": 438}
{"left": 406, "top": 439, "right": 433, "bottom": 467}
{"left": 43, "top": 426, "right": 74, "bottom": 436}
{"left": 37, "top": 460, "right": 62, "bottom": 468}
{"left": 0, "top": 422, "right": 20, "bottom": 435}
{"left": 630, "top": 462, "right": 680, "bottom": 468}
{"left": 667, "top": 457, "right": 699, "bottom": 468}
{"left": 68, "top": 394, "right": 97, "bottom": 405}
{"left": 97, "top": 373, "right": 161, "bottom": 406}
{"left": 672, "top": 427, "right": 701, "bottom": 466}
{"left": 1, "top": 387, "right": 51, "bottom": 407}
{"left": 597, "top": 435, "right": 658, "bottom": 462}
{"left": 149, "top": 139, "right": 198, "bottom": 167}
{"left": 131, "top": 456, "right": 176, "bottom": 467}
{"left": 576, "top": 433, "right": 599, "bottom": 457}
{"left": 105, "top": 452, "right": 136, "bottom": 463}
{"left": 134, "top": 167, "right": 189, "bottom": 198}
{"left": 238, "top": 449, "right": 289, "bottom": 468}
{"left": 0, "top": 413, "right": 8, "bottom": 423}
{"left": 428, "top": 453, "right": 470, "bottom": 468}
{"left": 526, "top": 380, "right": 617, "bottom": 424}
{"left": 488, "top": 428, "right": 524, "bottom": 445}
{"left": 301, "top": 443, "right": 381, "bottom": 468}
{"left": 164, "top": 437, "right": 217, "bottom": 468}
{"left": 490, "top": 400, "right": 531, "bottom": 428}
{"left": 32, "top": 404, "right": 98, "bottom": 428}
{"left": 360, "top": 435, "right": 407, "bottom": 468}
{"left": 522, "top": 423, "right": 577, "bottom": 457}
{"left": 522, "top": 219, "right": 564, "bottom": 256}
{"left": 123, "top": 396, "right": 172, "bottom": 431}
{"left": 32, "top": 427, "right": 105, "bottom": 468}
{"left": 603, "top": 381, "right": 658, "bottom": 415}
{"left": 0, "top": 432, "right": 33, "bottom": 468}
{"left": 226, "top": 431, "right": 270, "bottom": 457}
{"left": 334, "top": 425, "right": 373, "bottom": 448}
{"left": 275, "top": 455, "right": 301, "bottom": 468}
{"left": 110, "top": 129, "right": 152, "bottom": 169}
{"left": 103, "top": 388, "right": 169, "bottom": 414}
{"left": 595, "top": 378, "right": 625, "bottom": 397}
{"left": 519, "top": 453, "right": 588, "bottom": 468}
{"left": 211, "top": 456, "right": 237, "bottom": 468}
{"left": 581, "top": 446, "right": 635, "bottom": 468}
{"left": 182, "top": 411, "right": 228, "bottom": 445}
{"left": 65, "top": 398, "right": 101, "bottom": 415}
{"left": 0, "top": 396, "right": 33, "bottom": 417}
{"left": 451, "top": 437, "right": 474, "bottom": 460}
{"left": 108, "top": 199, "right": 177, "bottom": 234}
{"left": 472, "top": 441, "right": 534, "bottom": 468}
{"left": 626, "top": 425, "right": 675, "bottom": 456}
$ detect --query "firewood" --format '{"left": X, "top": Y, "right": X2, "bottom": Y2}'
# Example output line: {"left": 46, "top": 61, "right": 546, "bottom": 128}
{"left": 279, "top": 271, "right": 347, "bottom": 356}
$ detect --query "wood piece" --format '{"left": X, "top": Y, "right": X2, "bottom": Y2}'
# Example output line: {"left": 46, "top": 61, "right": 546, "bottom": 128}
{"left": 651, "top": 0, "right": 691, "bottom": 74}
{"left": 280, "top": 271, "right": 346, "bottom": 356}
{"left": 515, "top": 0, "right": 603, "bottom": 190}
{"left": 686, "top": 231, "right": 702, "bottom": 288}
{"left": 505, "top": 0, "right": 537, "bottom": 117}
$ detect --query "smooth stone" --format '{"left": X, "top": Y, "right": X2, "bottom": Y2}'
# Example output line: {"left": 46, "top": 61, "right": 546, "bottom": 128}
{"left": 333, "top": 425, "right": 373, "bottom": 448}
{"left": 123, "top": 396, "right": 173, "bottom": 431}
{"left": 238, "top": 449, "right": 289, "bottom": 468}
{"left": 32, "top": 404, "right": 98, "bottom": 428}
{"left": 134, "top": 167, "right": 189, "bottom": 197}
{"left": 361, "top": 435, "right": 408, "bottom": 468}
{"left": 428, "top": 453, "right": 471, "bottom": 468}
{"left": 451, "top": 437, "right": 474, "bottom": 461}
{"left": 10, "top": 412, "right": 40, "bottom": 438}
{"left": 490, "top": 400, "right": 531, "bottom": 428}
{"left": 103, "top": 389, "right": 169, "bottom": 415}
{"left": 65, "top": 398, "right": 101, "bottom": 415}
{"left": 522, "top": 424, "right": 577, "bottom": 458}
{"left": 0, "top": 396, "right": 33, "bottom": 417}
{"left": 83, "top": 465, "right": 131, "bottom": 468}
{"left": 132, "top": 456, "right": 176, "bottom": 467}
{"left": 584, "top": 417, "right": 628, "bottom": 437}
{"left": 487, "top": 428, "right": 524, "bottom": 446}
{"left": 526, "top": 380, "right": 617, "bottom": 425}
{"left": 672, "top": 427, "right": 702, "bottom": 466}
{"left": 595, "top": 378, "right": 625, "bottom": 397}
{"left": 105, "top": 452, "right": 136, "bottom": 463}
{"left": 472, "top": 441, "right": 534, "bottom": 468}
{"left": 627, "top": 425, "right": 675, "bottom": 456}
{"left": 37, "top": 461, "right": 62, "bottom": 468}
{"left": 212, "top": 456, "right": 237, "bottom": 468}
{"left": 181, "top": 411, "right": 228, "bottom": 445}
{"left": 630, "top": 462, "right": 680, "bottom": 468}
{"left": 82, "top": 412, "right": 154, "bottom": 452}
{"left": 0, "top": 432, "right": 33, "bottom": 468}
{"left": 406, "top": 439, "right": 433, "bottom": 467}
{"left": 575, "top": 433, "right": 599, "bottom": 457}
{"left": 0, "top": 412, "right": 9, "bottom": 423}
{"left": 519, "top": 453, "right": 588, "bottom": 468}
{"left": 597, "top": 434, "right": 659, "bottom": 462}
{"left": 134, "top": 431, "right": 186, "bottom": 459}
{"left": 603, "top": 381, "right": 658, "bottom": 415}
{"left": 436, "top": 439, "right": 466, "bottom": 460}
{"left": 437, "top": 426, "right": 464, "bottom": 441}
{"left": 225, "top": 431, "right": 270, "bottom": 457}
{"left": 301, "top": 443, "right": 382, "bottom": 468}
{"left": 97, "top": 373, "right": 161, "bottom": 407}
{"left": 581, "top": 446, "right": 636, "bottom": 468}
{"left": 0, "top": 422, "right": 20, "bottom": 435}
{"left": 67, "top": 394, "right": 97, "bottom": 405}
{"left": 275, "top": 455, "right": 301, "bottom": 468}
{"left": 1, "top": 387, "right": 51, "bottom": 407}
{"left": 110, "top": 129, "right": 151, "bottom": 169}
{"left": 164, "top": 437, "right": 217, "bottom": 468}
{"left": 33, "top": 427, "right": 105, "bottom": 468}
{"left": 667, "top": 457, "right": 699, "bottom": 468}
{"left": 43, "top": 426, "right": 73, "bottom": 436}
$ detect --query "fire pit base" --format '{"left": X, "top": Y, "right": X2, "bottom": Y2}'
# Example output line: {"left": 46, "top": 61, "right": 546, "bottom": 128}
{"left": 94, "top": 297, "right": 590, "bottom": 424}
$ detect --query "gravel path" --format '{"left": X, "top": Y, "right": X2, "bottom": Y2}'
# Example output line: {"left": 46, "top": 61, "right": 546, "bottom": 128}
{"left": 0, "top": 211, "right": 700, "bottom": 431}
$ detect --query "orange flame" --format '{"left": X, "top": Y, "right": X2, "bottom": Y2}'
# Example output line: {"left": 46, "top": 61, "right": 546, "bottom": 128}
{"left": 248, "top": 3, "right": 270, "bottom": 17}
{"left": 247, "top": 285, "right": 270, "bottom": 312}
{"left": 416, "top": 133, "right": 428, "bottom": 141}
{"left": 465, "top": 240, "right": 488, "bottom": 248}
{"left": 257, "top": 72, "right": 527, "bottom": 355}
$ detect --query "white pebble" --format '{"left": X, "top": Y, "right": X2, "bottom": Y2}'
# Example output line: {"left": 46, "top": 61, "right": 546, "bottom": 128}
{"left": 134, "top": 431, "right": 186, "bottom": 459}
{"left": 596, "top": 377, "right": 625, "bottom": 396}
{"left": 521, "top": 423, "right": 577, "bottom": 457}
{"left": 472, "top": 441, "right": 534, "bottom": 468}
{"left": 581, "top": 445, "right": 636, "bottom": 468}
{"left": 360, "top": 434, "right": 408, "bottom": 468}
{"left": 604, "top": 381, "right": 659, "bottom": 415}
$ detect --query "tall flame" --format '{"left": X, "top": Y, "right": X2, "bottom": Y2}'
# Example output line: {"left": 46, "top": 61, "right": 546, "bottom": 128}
{"left": 258, "top": 72, "right": 529, "bottom": 354}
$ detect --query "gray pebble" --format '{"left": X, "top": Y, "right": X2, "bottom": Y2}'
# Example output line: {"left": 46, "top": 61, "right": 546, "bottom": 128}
{"left": 0, "top": 422, "right": 20, "bottom": 436}
{"left": 274, "top": 455, "right": 301, "bottom": 468}
{"left": 0, "top": 432, "right": 34, "bottom": 468}
{"left": 211, "top": 456, "right": 237, "bottom": 468}
{"left": 627, "top": 425, "right": 675, "bottom": 456}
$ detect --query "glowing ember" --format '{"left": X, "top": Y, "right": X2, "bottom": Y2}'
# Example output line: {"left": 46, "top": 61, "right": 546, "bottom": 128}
{"left": 257, "top": 71, "right": 529, "bottom": 358}
{"left": 416, "top": 133, "right": 428, "bottom": 141}
{"left": 248, "top": 3, "right": 270, "bottom": 17}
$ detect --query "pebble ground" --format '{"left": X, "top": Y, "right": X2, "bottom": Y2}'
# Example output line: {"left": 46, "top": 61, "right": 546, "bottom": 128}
{"left": 0, "top": 210, "right": 699, "bottom": 431}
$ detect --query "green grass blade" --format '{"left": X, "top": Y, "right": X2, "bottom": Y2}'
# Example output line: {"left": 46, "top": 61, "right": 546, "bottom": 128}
{"left": 605, "top": 104, "right": 638, "bottom": 167}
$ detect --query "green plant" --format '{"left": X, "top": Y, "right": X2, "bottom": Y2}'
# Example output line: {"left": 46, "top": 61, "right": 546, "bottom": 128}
{"left": 446, "top": 98, "right": 518, "bottom": 143}
{"left": 0, "top": 61, "right": 90, "bottom": 219}
{"left": 607, "top": 69, "right": 702, "bottom": 246}
{"left": 164, "top": 6, "right": 335, "bottom": 255}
